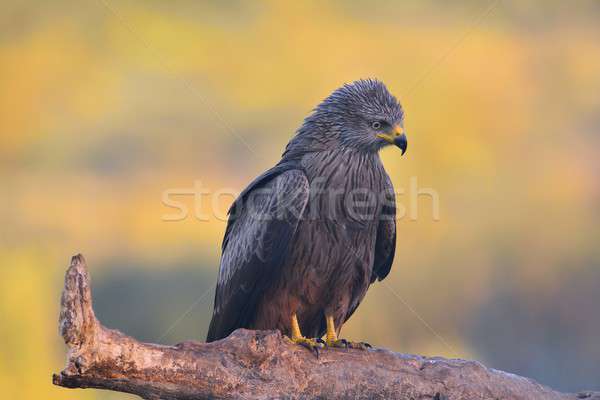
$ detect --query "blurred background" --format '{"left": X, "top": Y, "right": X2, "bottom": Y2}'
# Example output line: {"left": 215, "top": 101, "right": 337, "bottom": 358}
{"left": 1, "top": 0, "right": 599, "bottom": 398}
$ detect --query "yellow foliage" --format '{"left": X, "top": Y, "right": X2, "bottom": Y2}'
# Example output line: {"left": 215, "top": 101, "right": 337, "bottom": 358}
{"left": 2, "top": 1, "right": 599, "bottom": 397}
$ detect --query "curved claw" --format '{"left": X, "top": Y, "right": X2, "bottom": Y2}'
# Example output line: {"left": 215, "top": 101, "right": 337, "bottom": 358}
{"left": 326, "top": 338, "right": 348, "bottom": 348}
{"left": 292, "top": 337, "right": 325, "bottom": 358}
{"left": 299, "top": 341, "right": 319, "bottom": 358}
{"left": 324, "top": 337, "right": 372, "bottom": 350}
{"left": 346, "top": 341, "right": 371, "bottom": 350}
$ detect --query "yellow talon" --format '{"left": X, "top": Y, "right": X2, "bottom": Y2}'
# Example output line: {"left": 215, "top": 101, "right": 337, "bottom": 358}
{"left": 325, "top": 314, "right": 371, "bottom": 350}
{"left": 292, "top": 336, "right": 325, "bottom": 348}
{"left": 289, "top": 313, "right": 370, "bottom": 353}
{"left": 290, "top": 313, "right": 324, "bottom": 356}
{"left": 325, "top": 315, "right": 342, "bottom": 347}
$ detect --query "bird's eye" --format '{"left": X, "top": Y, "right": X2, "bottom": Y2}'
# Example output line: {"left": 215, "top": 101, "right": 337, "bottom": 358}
{"left": 371, "top": 121, "right": 382, "bottom": 130}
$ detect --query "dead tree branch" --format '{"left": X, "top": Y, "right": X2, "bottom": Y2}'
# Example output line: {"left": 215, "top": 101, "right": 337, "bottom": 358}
{"left": 52, "top": 254, "right": 598, "bottom": 400}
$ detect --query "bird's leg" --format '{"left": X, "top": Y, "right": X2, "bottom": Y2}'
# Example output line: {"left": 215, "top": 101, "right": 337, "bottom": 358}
{"left": 325, "top": 315, "right": 347, "bottom": 348}
{"left": 324, "top": 315, "right": 371, "bottom": 350}
{"left": 289, "top": 313, "right": 324, "bottom": 356}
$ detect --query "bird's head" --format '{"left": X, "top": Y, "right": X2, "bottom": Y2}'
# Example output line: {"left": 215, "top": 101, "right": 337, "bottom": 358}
{"left": 295, "top": 79, "right": 407, "bottom": 156}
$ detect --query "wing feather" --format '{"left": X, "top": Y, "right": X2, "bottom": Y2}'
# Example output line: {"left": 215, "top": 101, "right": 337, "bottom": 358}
{"left": 371, "top": 175, "right": 397, "bottom": 282}
{"left": 206, "top": 168, "right": 309, "bottom": 341}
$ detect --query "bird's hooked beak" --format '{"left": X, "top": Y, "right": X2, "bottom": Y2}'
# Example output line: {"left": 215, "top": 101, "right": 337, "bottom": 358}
{"left": 377, "top": 125, "right": 408, "bottom": 155}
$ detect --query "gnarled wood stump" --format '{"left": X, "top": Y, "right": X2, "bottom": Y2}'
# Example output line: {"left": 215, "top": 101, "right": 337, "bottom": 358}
{"left": 52, "top": 254, "right": 599, "bottom": 399}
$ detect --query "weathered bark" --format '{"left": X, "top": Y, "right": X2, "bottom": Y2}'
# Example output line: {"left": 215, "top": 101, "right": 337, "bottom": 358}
{"left": 53, "top": 254, "right": 598, "bottom": 400}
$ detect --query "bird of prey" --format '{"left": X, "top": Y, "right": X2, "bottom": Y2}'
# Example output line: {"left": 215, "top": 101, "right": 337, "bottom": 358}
{"left": 207, "top": 79, "right": 407, "bottom": 352}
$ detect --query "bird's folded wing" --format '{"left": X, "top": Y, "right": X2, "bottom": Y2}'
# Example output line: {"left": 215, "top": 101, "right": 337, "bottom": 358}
{"left": 206, "top": 168, "right": 310, "bottom": 341}
{"left": 371, "top": 175, "right": 397, "bottom": 282}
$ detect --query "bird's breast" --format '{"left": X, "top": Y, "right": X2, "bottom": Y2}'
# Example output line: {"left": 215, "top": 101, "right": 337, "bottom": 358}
{"left": 301, "top": 149, "right": 387, "bottom": 229}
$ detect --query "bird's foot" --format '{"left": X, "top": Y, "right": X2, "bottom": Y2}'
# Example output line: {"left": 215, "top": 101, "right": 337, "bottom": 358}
{"left": 323, "top": 316, "right": 371, "bottom": 350}
{"left": 326, "top": 338, "right": 372, "bottom": 350}
{"left": 325, "top": 338, "right": 348, "bottom": 348}
{"left": 291, "top": 336, "right": 325, "bottom": 357}
{"left": 345, "top": 340, "right": 372, "bottom": 350}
